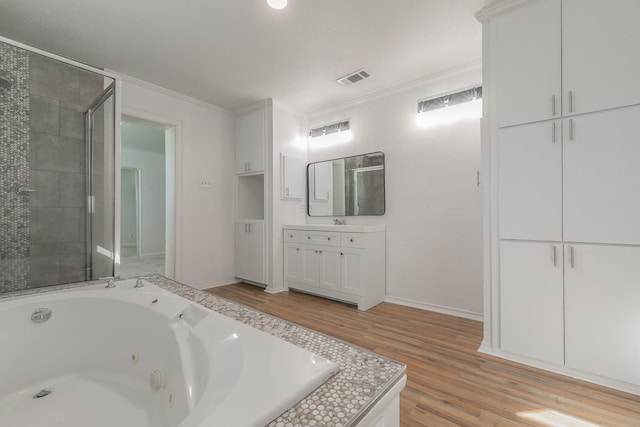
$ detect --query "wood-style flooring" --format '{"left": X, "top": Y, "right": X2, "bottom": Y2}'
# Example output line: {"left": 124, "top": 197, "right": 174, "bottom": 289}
{"left": 205, "top": 283, "right": 640, "bottom": 426}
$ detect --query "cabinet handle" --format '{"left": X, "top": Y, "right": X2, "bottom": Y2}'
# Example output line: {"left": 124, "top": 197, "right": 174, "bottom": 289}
{"left": 569, "top": 90, "right": 574, "bottom": 113}
{"left": 552, "top": 245, "right": 557, "bottom": 267}
{"left": 286, "top": 187, "right": 289, "bottom": 197}
{"left": 248, "top": 224, "right": 252, "bottom": 232}
{"left": 476, "top": 170, "right": 481, "bottom": 187}
{"left": 570, "top": 246, "right": 576, "bottom": 268}
{"left": 244, "top": 223, "right": 247, "bottom": 232}
{"left": 248, "top": 161, "right": 252, "bottom": 171}
{"left": 551, "top": 122, "right": 556, "bottom": 143}
{"left": 569, "top": 119, "right": 575, "bottom": 141}
{"left": 552, "top": 94, "right": 556, "bottom": 116}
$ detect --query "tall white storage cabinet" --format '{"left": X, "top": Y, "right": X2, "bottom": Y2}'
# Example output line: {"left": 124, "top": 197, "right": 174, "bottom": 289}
{"left": 235, "top": 103, "right": 267, "bottom": 285}
{"left": 478, "top": 0, "right": 640, "bottom": 395}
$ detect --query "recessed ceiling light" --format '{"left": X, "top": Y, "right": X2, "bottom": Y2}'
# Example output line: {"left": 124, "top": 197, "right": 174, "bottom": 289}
{"left": 267, "top": 0, "right": 287, "bottom": 10}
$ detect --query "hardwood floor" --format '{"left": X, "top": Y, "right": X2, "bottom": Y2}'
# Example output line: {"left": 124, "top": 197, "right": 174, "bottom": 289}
{"left": 206, "top": 283, "right": 640, "bottom": 426}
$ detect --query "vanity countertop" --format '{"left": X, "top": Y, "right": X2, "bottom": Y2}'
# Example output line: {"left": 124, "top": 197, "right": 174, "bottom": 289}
{"left": 284, "top": 223, "right": 385, "bottom": 233}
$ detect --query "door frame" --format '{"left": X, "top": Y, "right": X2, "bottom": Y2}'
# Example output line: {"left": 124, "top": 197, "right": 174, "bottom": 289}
{"left": 120, "top": 167, "right": 142, "bottom": 257}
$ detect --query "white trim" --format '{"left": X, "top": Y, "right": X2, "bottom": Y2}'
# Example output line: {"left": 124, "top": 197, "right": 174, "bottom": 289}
{"left": 479, "top": 347, "right": 640, "bottom": 397}
{"left": 191, "top": 279, "right": 239, "bottom": 291}
{"left": 234, "top": 99, "right": 271, "bottom": 115}
{"left": 120, "top": 106, "right": 183, "bottom": 282}
{"left": 384, "top": 295, "right": 483, "bottom": 322}
{"left": 264, "top": 287, "right": 288, "bottom": 294}
{"left": 139, "top": 251, "right": 165, "bottom": 257}
{"left": 114, "top": 71, "right": 233, "bottom": 116}
{"left": 308, "top": 60, "right": 482, "bottom": 118}
{"left": 0, "top": 35, "right": 117, "bottom": 79}
{"left": 475, "top": 0, "right": 536, "bottom": 23}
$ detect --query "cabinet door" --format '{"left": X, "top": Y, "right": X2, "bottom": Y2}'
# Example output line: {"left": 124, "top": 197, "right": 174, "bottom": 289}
{"left": 234, "top": 222, "right": 248, "bottom": 279}
{"left": 235, "top": 107, "right": 265, "bottom": 174}
{"left": 563, "top": 106, "right": 640, "bottom": 245}
{"left": 565, "top": 244, "right": 640, "bottom": 385}
{"left": 495, "top": 0, "right": 561, "bottom": 127}
{"left": 498, "top": 121, "right": 562, "bottom": 241}
{"left": 246, "top": 222, "right": 265, "bottom": 283}
{"left": 562, "top": 0, "right": 640, "bottom": 116}
{"left": 284, "top": 243, "right": 301, "bottom": 282}
{"left": 499, "top": 241, "right": 564, "bottom": 365}
{"left": 341, "top": 247, "right": 365, "bottom": 296}
{"left": 318, "top": 246, "right": 340, "bottom": 291}
{"left": 301, "top": 246, "right": 319, "bottom": 287}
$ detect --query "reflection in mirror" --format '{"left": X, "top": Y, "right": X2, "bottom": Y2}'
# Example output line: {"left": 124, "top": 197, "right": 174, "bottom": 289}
{"left": 307, "top": 152, "right": 385, "bottom": 217}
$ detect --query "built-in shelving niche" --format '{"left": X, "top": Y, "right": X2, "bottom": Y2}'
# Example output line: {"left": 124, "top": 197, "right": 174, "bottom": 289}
{"left": 237, "top": 174, "right": 264, "bottom": 220}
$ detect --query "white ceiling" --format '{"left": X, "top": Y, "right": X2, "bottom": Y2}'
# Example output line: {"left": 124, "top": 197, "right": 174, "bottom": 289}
{"left": 0, "top": 0, "right": 488, "bottom": 113}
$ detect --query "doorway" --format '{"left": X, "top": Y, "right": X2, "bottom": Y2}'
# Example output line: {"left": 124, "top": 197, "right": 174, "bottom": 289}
{"left": 117, "top": 117, "right": 176, "bottom": 278}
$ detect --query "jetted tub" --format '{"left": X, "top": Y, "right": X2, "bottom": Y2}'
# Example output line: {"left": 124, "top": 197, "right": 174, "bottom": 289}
{"left": 0, "top": 278, "right": 338, "bottom": 427}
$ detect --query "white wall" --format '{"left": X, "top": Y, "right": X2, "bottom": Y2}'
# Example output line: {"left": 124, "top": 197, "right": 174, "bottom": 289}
{"left": 120, "top": 76, "right": 236, "bottom": 289}
{"left": 121, "top": 122, "right": 166, "bottom": 256}
{"left": 307, "top": 65, "right": 483, "bottom": 319}
{"left": 267, "top": 101, "right": 307, "bottom": 292}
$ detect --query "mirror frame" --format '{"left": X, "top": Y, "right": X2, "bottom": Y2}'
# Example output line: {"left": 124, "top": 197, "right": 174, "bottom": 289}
{"left": 306, "top": 151, "right": 386, "bottom": 217}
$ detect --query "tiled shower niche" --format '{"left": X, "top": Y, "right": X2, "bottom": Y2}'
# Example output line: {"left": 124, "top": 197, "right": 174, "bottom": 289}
{"left": 0, "top": 40, "right": 114, "bottom": 293}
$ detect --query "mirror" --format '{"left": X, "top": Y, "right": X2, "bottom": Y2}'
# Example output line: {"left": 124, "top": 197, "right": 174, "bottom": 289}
{"left": 307, "top": 152, "right": 385, "bottom": 216}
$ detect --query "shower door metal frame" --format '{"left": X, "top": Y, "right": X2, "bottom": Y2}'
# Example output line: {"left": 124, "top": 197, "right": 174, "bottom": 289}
{"left": 84, "top": 82, "right": 116, "bottom": 281}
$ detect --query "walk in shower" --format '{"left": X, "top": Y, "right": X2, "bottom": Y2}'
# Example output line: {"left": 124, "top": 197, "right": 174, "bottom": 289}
{"left": 0, "top": 40, "right": 116, "bottom": 293}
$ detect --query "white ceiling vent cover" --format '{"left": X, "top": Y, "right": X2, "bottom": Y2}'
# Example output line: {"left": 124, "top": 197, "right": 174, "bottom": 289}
{"left": 337, "top": 68, "right": 371, "bottom": 86}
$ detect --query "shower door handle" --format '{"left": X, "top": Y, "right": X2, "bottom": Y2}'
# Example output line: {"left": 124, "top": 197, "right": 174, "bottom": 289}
{"left": 16, "top": 186, "right": 35, "bottom": 195}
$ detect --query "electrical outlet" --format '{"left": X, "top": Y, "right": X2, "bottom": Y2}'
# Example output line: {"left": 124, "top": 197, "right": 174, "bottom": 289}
{"left": 200, "top": 180, "right": 212, "bottom": 188}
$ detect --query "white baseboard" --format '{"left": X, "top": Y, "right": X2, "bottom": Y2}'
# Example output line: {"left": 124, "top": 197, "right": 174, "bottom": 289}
{"left": 140, "top": 251, "right": 165, "bottom": 257}
{"left": 193, "top": 279, "right": 239, "bottom": 290}
{"left": 384, "top": 295, "right": 483, "bottom": 322}
{"left": 264, "top": 286, "right": 287, "bottom": 294}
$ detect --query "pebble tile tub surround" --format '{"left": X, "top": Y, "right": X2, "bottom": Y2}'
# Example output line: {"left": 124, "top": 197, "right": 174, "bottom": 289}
{"left": 1, "top": 274, "right": 406, "bottom": 427}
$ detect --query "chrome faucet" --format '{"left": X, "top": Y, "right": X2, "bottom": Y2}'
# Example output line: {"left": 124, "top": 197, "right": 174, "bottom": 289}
{"left": 333, "top": 218, "right": 346, "bottom": 225}
{"left": 101, "top": 276, "right": 117, "bottom": 288}
{"left": 135, "top": 277, "right": 147, "bottom": 288}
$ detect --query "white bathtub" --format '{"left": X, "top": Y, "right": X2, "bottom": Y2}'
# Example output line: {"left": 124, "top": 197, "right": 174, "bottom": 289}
{"left": 0, "top": 279, "right": 338, "bottom": 427}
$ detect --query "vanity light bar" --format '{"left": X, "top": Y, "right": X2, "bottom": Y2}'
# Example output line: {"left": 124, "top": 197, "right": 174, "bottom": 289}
{"left": 309, "top": 120, "right": 350, "bottom": 138}
{"left": 418, "top": 86, "right": 482, "bottom": 113}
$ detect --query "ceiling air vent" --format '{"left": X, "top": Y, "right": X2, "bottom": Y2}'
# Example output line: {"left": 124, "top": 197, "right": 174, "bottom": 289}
{"left": 337, "top": 68, "right": 371, "bottom": 86}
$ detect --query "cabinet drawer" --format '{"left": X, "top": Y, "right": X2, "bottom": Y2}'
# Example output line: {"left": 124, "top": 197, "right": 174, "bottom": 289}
{"left": 302, "top": 232, "right": 340, "bottom": 246}
{"left": 284, "top": 230, "right": 301, "bottom": 243}
{"left": 342, "top": 233, "right": 366, "bottom": 248}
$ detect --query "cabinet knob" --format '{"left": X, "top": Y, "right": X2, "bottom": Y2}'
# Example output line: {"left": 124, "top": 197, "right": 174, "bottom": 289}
{"left": 296, "top": 248, "right": 299, "bottom": 251}
{"left": 327, "top": 237, "right": 331, "bottom": 241}
{"left": 314, "top": 250, "right": 318, "bottom": 253}
{"left": 289, "top": 234, "right": 293, "bottom": 238}
{"left": 340, "top": 252, "right": 344, "bottom": 256}
{"left": 307, "top": 236, "right": 311, "bottom": 240}
{"left": 350, "top": 238, "right": 354, "bottom": 242}
{"left": 319, "top": 250, "right": 322, "bottom": 253}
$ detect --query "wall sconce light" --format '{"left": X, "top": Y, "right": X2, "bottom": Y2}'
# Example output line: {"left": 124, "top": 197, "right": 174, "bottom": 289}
{"left": 417, "top": 86, "right": 483, "bottom": 128}
{"left": 308, "top": 120, "right": 352, "bottom": 148}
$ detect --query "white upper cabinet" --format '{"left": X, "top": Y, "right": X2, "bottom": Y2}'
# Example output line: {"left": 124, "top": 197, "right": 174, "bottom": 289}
{"left": 562, "top": 0, "right": 640, "bottom": 116}
{"left": 563, "top": 105, "right": 640, "bottom": 245}
{"left": 235, "top": 106, "right": 265, "bottom": 174}
{"left": 564, "top": 244, "right": 640, "bottom": 385}
{"left": 495, "top": 0, "right": 561, "bottom": 128}
{"left": 498, "top": 121, "right": 562, "bottom": 241}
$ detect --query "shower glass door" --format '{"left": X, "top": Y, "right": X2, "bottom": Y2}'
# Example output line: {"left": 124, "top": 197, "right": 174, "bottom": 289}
{"left": 84, "top": 83, "right": 116, "bottom": 281}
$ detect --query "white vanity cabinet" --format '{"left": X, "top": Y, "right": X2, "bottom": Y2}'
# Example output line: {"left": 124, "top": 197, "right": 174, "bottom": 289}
{"left": 235, "top": 105, "right": 265, "bottom": 174}
{"left": 283, "top": 225, "right": 385, "bottom": 311}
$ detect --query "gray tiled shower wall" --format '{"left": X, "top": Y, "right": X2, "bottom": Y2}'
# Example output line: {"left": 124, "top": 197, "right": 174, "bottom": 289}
{"left": 0, "top": 41, "right": 105, "bottom": 293}
{"left": 28, "top": 53, "right": 104, "bottom": 287}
